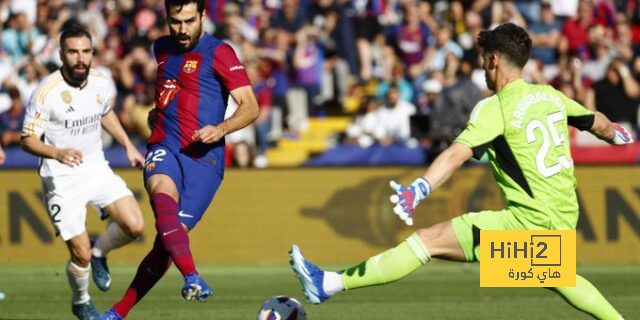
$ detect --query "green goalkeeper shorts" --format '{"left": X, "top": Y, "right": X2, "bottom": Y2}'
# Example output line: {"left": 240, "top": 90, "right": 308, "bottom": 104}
{"left": 451, "top": 208, "right": 551, "bottom": 262}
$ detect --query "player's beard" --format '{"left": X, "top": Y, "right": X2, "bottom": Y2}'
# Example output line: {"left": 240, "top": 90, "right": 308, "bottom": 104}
{"left": 175, "top": 24, "right": 202, "bottom": 51}
{"left": 63, "top": 62, "right": 91, "bottom": 84}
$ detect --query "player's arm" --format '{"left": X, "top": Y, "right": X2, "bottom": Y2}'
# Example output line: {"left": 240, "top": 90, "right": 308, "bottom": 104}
{"left": 20, "top": 98, "right": 82, "bottom": 167}
{"left": 192, "top": 85, "right": 259, "bottom": 144}
{"left": 423, "top": 143, "right": 473, "bottom": 189}
{"left": 101, "top": 109, "right": 144, "bottom": 168}
{"left": 389, "top": 142, "right": 473, "bottom": 225}
{"left": 21, "top": 134, "right": 83, "bottom": 167}
{"left": 0, "top": 145, "right": 6, "bottom": 165}
{"left": 589, "top": 111, "right": 634, "bottom": 145}
{"left": 390, "top": 96, "right": 502, "bottom": 225}
{"left": 193, "top": 43, "right": 259, "bottom": 144}
{"left": 561, "top": 89, "right": 634, "bottom": 145}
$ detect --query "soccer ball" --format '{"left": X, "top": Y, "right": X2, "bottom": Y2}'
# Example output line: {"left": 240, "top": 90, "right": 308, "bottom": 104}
{"left": 257, "top": 295, "right": 307, "bottom": 320}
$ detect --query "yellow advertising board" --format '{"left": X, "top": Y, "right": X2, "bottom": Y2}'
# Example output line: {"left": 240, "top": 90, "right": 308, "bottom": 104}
{"left": 0, "top": 167, "right": 638, "bottom": 264}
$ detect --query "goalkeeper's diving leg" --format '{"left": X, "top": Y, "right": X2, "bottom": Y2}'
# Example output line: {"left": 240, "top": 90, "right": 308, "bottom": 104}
{"left": 548, "top": 275, "right": 624, "bottom": 320}
{"left": 289, "top": 220, "right": 464, "bottom": 303}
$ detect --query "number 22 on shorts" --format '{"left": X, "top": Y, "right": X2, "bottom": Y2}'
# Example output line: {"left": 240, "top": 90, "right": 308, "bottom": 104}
{"left": 145, "top": 149, "right": 167, "bottom": 171}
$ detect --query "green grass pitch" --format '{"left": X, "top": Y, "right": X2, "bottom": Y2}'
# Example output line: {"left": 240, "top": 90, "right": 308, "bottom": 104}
{"left": 1, "top": 263, "right": 638, "bottom": 319}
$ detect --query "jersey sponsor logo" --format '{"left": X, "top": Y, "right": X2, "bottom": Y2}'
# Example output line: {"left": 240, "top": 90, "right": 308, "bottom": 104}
{"left": 183, "top": 60, "right": 199, "bottom": 73}
{"left": 157, "top": 79, "right": 181, "bottom": 110}
{"left": 65, "top": 105, "right": 75, "bottom": 113}
{"left": 61, "top": 90, "right": 72, "bottom": 104}
{"left": 229, "top": 65, "right": 244, "bottom": 71}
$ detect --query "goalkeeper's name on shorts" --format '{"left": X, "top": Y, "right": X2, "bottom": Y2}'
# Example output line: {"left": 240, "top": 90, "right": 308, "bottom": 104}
{"left": 480, "top": 230, "right": 576, "bottom": 287}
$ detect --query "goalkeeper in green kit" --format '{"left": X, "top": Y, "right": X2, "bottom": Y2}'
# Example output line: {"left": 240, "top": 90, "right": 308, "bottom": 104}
{"left": 290, "top": 23, "right": 633, "bottom": 320}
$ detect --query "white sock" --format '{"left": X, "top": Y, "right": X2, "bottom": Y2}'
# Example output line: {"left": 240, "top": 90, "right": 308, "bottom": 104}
{"left": 66, "top": 261, "right": 90, "bottom": 305}
{"left": 323, "top": 271, "right": 344, "bottom": 295}
{"left": 92, "top": 222, "right": 134, "bottom": 257}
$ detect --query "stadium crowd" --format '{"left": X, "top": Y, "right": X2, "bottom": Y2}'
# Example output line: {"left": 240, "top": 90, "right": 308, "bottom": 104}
{"left": 0, "top": 0, "right": 639, "bottom": 167}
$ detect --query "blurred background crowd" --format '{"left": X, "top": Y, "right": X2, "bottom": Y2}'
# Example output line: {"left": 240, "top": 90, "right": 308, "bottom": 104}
{"left": 0, "top": 0, "right": 639, "bottom": 168}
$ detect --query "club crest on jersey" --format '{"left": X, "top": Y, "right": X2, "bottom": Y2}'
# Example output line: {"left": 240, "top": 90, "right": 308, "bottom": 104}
{"left": 61, "top": 90, "right": 72, "bottom": 104}
{"left": 183, "top": 60, "right": 198, "bottom": 73}
{"left": 145, "top": 161, "right": 157, "bottom": 172}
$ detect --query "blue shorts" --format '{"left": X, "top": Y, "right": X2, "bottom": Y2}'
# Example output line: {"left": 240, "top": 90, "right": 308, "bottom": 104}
{"left": 143, "top": 144, "right": 223, "bottom": 230}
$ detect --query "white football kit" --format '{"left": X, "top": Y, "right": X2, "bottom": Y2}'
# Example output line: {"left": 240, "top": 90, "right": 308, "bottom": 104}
{"left": 22, "top": 69, "right": 132, "bottom": 240}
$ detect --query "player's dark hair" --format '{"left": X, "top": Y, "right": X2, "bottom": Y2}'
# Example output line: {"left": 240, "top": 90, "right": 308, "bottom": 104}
{"left": 59, "top": 23, "right": 93, "bottom": 51}
{"left": 165, "top": 0, "right": 205, "bottom": 14}
{"left": 477, "top": 23, "right": 531, "bottom": 68}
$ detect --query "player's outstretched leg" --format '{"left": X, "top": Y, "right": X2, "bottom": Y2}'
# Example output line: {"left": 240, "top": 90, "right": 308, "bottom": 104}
{"left": 150, "top": 192, "right": 212, "bottom": 301}
{"left": 289, "top": 244, "right": 334, "bottom": 304}
{"left": 182, "top": 273, "right": 213, "bottom": 301}
{"left": 290, "top": 232, "right": 431, "bottom": 304}
{"left": 548, "top": 274, "right": 624, "bottom": 320}
{"left": 104, "top": 235, "right": 172, "bottom": 319}
{"left": 99, "top": 308, "right": 122, "bottom": 320}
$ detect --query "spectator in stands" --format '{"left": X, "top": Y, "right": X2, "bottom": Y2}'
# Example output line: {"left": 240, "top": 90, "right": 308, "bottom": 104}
{"left": 552, "top": 56, "right": 595, "bottom": 111}
{"left": 376, "top": 85, "right": 416, "bottom": 146}
{"left": 270, "top": 0, "right": 306, "bottom": 33}
{"left": 593, "top": 60, "right": 640, "bottom": 132}
{"left": 581, "top": 24, "right": 617, "bottom": 82}
{"left": 417, "top": 78, "right": 442, "bottom": 115}
{"left": 345, "top": 95, "right": 381, "bottom": 148}
{"left": 293, "top": 25, "right": 324, "bottom": 116}
{"left": 529, "top": 2, "right": 562, "bottom": 66}
{"left": 561, "top": 0, "right": 594, "bottom": 60}
{"left": 429, "top": 53, "right": 482, "bottom": 158}
{"left": 377, "top": 62, "right": 414, "bottom": 103}
{"left": 386, "top": 3, "right": 433, "bottom": 81}
{"left": 249, "top": 58, "right": 275, "bottom": 167}
{"left": 257, "top": 29, "right": 290, "bottom": 132}
{"left": 1, "top": 11, "right": 41, "bottom": 62}
{"left": 426, "top": 24, "right": 464, "bottom": 73}
{"left": 115, "top": 43, "right": 152, "bottom": 136}
{"left": 0, "top": 87, "right": 24, "bottom": 147}
{"left": 352, "top": 0, "right": 383, "bottom": 81}
{"left": 490, "top": 0, "right": 527, "bottom": 29}
{"left": 232, "top": 141, "right": 256, "bottom": 168}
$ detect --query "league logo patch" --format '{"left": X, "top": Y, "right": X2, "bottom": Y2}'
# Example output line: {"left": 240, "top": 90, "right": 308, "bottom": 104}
{"left": 145, "top": 161, "right": 157, "bottom": 172}
{"left": 183, "top": 60, "right": 198, "bottom": 73}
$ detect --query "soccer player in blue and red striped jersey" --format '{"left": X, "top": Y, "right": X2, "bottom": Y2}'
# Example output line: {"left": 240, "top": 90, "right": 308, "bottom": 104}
{"left": 101, "top": 0, "right": 259, "bottom": 318}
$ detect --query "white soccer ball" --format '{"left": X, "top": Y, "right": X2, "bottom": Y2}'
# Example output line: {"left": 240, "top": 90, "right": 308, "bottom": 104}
{"left": 257, "top": 295, "right": 307, "bottom": 320}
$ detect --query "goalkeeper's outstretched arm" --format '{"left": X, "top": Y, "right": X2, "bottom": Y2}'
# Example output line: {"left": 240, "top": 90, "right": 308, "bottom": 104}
{"left": 589, "top": 111, "right": 634, "bottom": 145}
{"left": 422, "top": 142, "right": 473, "bottom": 191}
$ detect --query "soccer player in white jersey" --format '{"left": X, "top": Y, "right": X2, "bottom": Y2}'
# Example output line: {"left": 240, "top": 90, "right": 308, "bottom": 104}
{"left": 21, "top": 25, "right": 146, "bottom": 320}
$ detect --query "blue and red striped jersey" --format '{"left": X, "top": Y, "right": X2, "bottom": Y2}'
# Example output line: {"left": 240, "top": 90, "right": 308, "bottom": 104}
{"left": 149, "top": 33, "right": 250, "bottom": 167}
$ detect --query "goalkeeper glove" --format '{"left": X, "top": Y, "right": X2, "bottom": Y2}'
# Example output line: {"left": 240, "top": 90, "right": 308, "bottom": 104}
{"left": 389, "top": 177, "right": 431, "bottom": 226}
{"left": 610, "top": 123, "right": 634, "bottom": 145}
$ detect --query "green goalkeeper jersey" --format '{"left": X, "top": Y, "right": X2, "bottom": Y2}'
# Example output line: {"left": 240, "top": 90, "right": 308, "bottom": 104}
{"left": 454, "top": 79, "right": 595, "bottom": 230}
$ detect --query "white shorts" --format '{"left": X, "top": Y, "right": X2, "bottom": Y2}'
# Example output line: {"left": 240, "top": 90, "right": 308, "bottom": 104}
{"left": 41, "top": 163, "right": 133, "bottom": 241}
